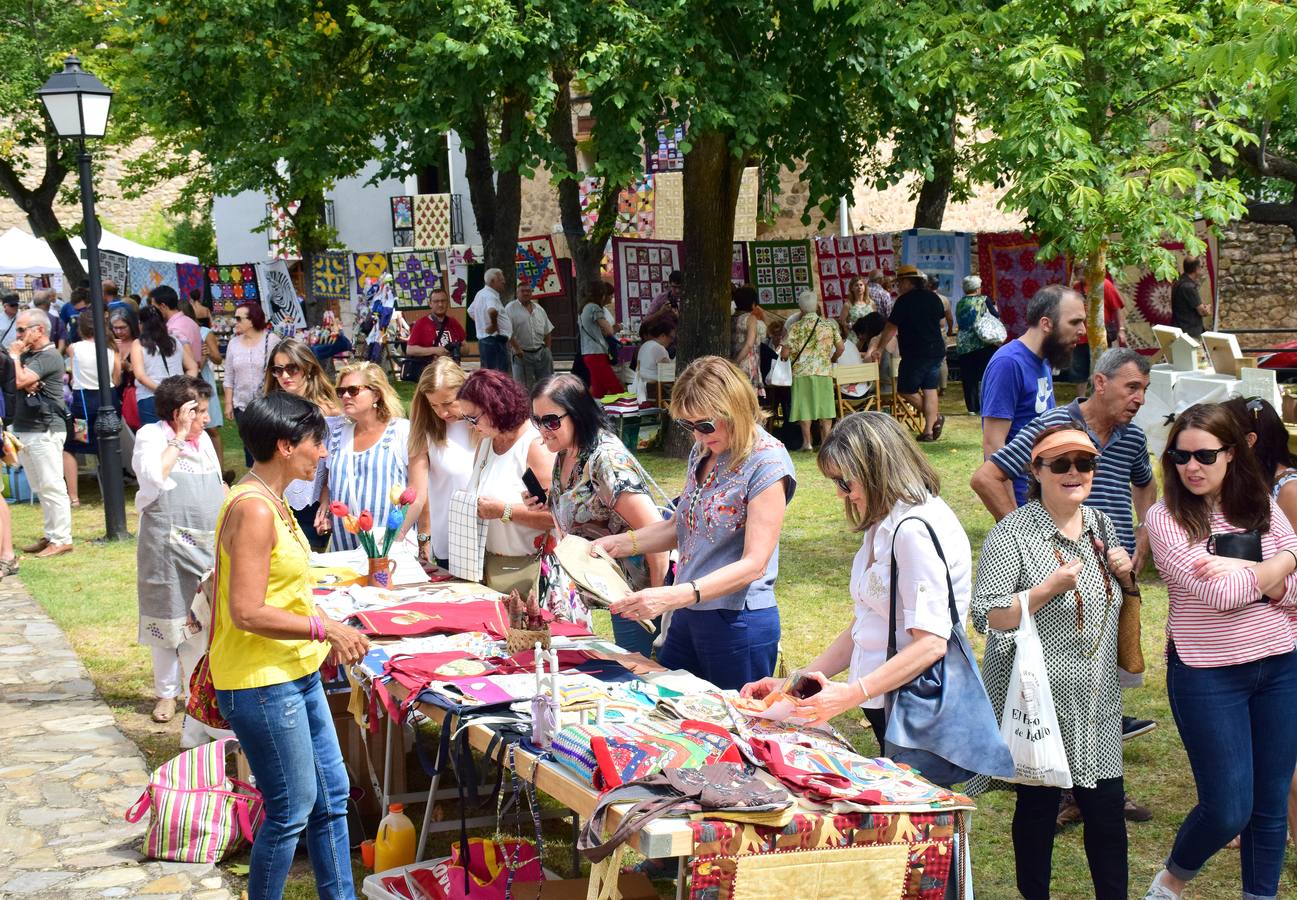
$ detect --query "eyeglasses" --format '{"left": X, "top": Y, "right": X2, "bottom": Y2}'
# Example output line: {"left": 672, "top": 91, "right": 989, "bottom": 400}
{"left": 1168, "top": 447, "right": 1229, "bottom": 466}
{"left": 461, "top": 412, "right": 482, "bottom": 426}
{"left": 676, "top": 418, "right": 717, "bottom": 435}
{"left": 832, "top": 476, "right": 852, "bottom": 494}
{"left": 531, "top": 412, "right": 568, "bottom": 432}
{"left": 233, "top": 314, "right": 250, "bottom": 322}
{"left": 1036, "top": 455, "right": 1098, "bottom": 475}
{"left": 13, "top": 326, "right": 27, "bottom": 335}
{"left": 271, "top": 363, "right": 302, "bottom": 379}
{"left": 337, "top": 385, "right": 371, "bottom": 399}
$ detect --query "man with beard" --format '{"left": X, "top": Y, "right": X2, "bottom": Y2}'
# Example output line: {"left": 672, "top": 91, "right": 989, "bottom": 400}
{"left": 978, "top": 284, "right": 1087, "bottom": 505}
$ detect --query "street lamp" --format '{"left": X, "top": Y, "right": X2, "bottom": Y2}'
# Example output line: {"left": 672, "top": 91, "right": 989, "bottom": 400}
{"left": 38, "top": 55, "right": 128, "bottom": 540}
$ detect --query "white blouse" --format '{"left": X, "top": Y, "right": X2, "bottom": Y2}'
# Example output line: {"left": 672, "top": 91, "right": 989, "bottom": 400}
{"left": 848, "top": 494, "right": 972, "bottom": 709}
{"left": 426, "top": 419, "right": 476, "bottom": 561}
{"left": 132, "top": 422, "right": 221, "bottom": 512}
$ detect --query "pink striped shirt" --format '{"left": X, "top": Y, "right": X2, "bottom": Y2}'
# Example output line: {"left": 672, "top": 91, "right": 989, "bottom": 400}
{"left": 1147, "top": 499, "right": 1297, "bottom": 668}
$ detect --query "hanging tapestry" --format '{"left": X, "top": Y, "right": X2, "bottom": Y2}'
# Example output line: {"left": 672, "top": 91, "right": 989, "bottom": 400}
{"left": 734, "top": 167, "right": 759, "bottom": 242}
{"left": 207, "top": 264, "right": 260, "bottom": 315}
{"left": 99, "top": 250, "right": 129, "bottom": 295}
{"left": 265, "top": 202, "right": 299, "bottom": 260}
{"left": 645, "top": 123, "right": 686, "bottom": 173}
{"left": 256, "top": 259, "right": 307, "bottom": 333}
{"left": 515, "top": 235, "right": 564, "bottom": 298}
{"left": 413, "top": 193, "right": 452, "bottom": 249}
{"left": 128, "top": 258, "right": 179, "bottom": 297}
{"left": 976, "top": 232, "right": 1072, "bottom": 339}
{"left": 445, "top": 245, "right": 476, "bottom": 308}
{"left": 616, "top": 176, "right": 654, "bottom": 237}
{"left": 311, "top": 251, "right": 351, "bottom": 303}
{"left": 390, "top": 195, "right": 414, "bottom": 247}
{"left": 176, "top": 263, "right": 206, "bottom": 303}
{"left": 389, "top": 250, "right": 441, "bottom": 308}
{"left": 815, "top": 234, "right": 896, "bottom": 318}
{"left": 731, "top": 242, "right": 749, "bottom": 287}
{"left": 901, "top": 230, "right": 971, "bottom": 303}
{"left": 353, "top": 251, "right": 390, "bottom": 293}
{"left": 653, "top": 172, "right": 684, "bottom": 241}
{"left": 1115, "top": 223, "right": 1218, "bottom": 352}
{"left": 751, "top": 240, "right": 814, "bottom": 309}
{"left": 612, "top": 237, "right": 684, "bottom": 327}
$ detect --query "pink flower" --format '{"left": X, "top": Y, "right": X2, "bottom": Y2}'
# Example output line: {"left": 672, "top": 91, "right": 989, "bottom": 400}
{"left": 329, "top": 501, "right": 350, "bottom": 518}
{"left": 398, "top": 487, "right": 417, "bottom": 506}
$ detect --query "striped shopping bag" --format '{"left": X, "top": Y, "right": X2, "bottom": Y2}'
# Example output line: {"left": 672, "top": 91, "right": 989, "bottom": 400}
{"left": 125, "top": 737, "right": 264, "bottom": 863}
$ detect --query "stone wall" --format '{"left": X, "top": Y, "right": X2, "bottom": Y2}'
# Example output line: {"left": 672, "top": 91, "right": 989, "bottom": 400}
{"left": 1217, "top": 221, "right": 1297, "bottom": 352}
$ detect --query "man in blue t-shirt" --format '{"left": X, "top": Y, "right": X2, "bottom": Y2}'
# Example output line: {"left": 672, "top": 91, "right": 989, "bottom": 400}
{"left": 979, "top": 284, "right": 1087, "bottom": 504}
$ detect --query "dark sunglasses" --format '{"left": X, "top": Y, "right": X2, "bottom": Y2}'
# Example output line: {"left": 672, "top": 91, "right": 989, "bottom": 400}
{"left": 13, "top": 326, "right": 28, "bottom": 334}
{"left": 531, "top": 412, "right": 568, "bottom": 432}
{"left": 461, "top": 412, "right": 482, "bottom": 426}
{"left": 271, "top": 363, "right": 302, "bottom": 379}
{"left": 337, "top": 385, "right": 371, "bottom": 398}
{"left": 1168, "top": 447, "right": 1229, "bottom": 466}
{"left": 233, "top": 314, "right": 250, "bottom": 322}
{"left": 676, "top": 417, "right": 717, "bottom": 435}
{"left": 1036, "top": 455, "right": 1098, "bottom": 475}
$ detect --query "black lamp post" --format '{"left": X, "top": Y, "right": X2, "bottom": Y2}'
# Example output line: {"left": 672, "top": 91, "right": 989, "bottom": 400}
{"left": 37, "top": 55, "right": 128, "bottom": 540}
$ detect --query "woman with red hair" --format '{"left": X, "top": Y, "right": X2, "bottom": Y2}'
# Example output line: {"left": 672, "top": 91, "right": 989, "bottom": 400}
{"left": 222, "top": 300, "right": 280, "bottom": 466}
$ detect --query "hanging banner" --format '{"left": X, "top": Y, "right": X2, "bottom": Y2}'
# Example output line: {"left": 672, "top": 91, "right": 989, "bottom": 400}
{"left": 976, "top": 232, "right": 1072, "bottom": 339}
{"left": 256, "top": 259, "right": 307, "bottom": 333}
{"left": 612, "top": 237, "right": 684, "bottom": 327}
{"left": 814, "top": 234, "right": 896, "bottom": 319}
{"left": 901, "top": 229, "right": 971, "bottom": 303}
{"left": 515, "top": 235, "right": 564, "bottom": 298}
{"left": 206, "top": 264, "right": 259, "bottom": 314}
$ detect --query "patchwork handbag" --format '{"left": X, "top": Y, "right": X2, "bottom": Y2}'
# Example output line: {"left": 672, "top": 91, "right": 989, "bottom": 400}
{"left": 551, "top": 720, "right": 742, "bottom": 792}
{"left": 125, "top": 737, "right": 265, "bottom": 863}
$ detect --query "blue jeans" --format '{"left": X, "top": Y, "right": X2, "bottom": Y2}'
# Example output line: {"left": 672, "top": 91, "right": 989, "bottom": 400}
{"left": 137, "top": 395, "right": 158, "bottom": 425}
{"left": 611, "top": 612, "right": 660, "bottom": 658}
{"left": 216, "top": 672, "right": 355, "bottom": 900}
{"left": 658, "top": 605, "right": 780, "bottom": 691}
{"left": 478, "top": 335, "right": 510, "bottom": 372}
{"left": 1165, "top": 642, "right": 1297, "bottom": 899}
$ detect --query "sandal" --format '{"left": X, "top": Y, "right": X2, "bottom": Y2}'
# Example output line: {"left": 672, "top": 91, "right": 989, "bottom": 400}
{"left": 0, "top": 557, "right": 18, "bottom": 577}
{"left": 931, "top": 415, "right": 946, "bottom": 440}
{"left": 151, "top": 697, "right": 177, "bottom": 723}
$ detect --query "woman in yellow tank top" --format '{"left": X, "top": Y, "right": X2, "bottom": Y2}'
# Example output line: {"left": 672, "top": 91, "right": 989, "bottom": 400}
{"left": 212, "top": 393, "right": 369, "bottom": 900}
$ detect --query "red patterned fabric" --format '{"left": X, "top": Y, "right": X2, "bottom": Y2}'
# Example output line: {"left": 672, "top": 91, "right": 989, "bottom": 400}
{"left": 976, "top": 232, "right": 1072, "bottom": 339}
{"left": 353, "top": 600, "right": 509, "bottom": 638}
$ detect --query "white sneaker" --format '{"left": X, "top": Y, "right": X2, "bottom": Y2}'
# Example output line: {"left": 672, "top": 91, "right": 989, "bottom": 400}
{"left": 1144, "top": 871, "right": 1181, "bottom": 900}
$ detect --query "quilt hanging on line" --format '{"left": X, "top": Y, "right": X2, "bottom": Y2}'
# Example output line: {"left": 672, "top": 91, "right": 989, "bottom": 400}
{"left": 976, "top": 232, "right": 1072, "bottom": 339}
{"left": 612, "top": 237, "right": 683, "bottom": 327}
{"left": 99, "top": 250, "right": 129, "bottom": 295}
{"left": 731, "top": 242, "right": 749, "bottom": 287}
{"left": 311, "top": 251, "right": 351, "bottom": 303}
{"left": 176, "top": 263, "right": 206, "bottom": 302}
{"left": 814, "top": 234, "right": 896, "bottom": 319}
{"left": 353, "top": 252, "right": 390, "bottom": 292}
{"left": 445, "top": 245, "right": 476, "bottom": 308}
{"left": 265, "top": 202, "right": 299, "bottom": 260}
{"left": 652, "top": 172, "right": 683, "bottom": 241}
{"left": 390, "top": 196, "right": 414, "bottom": 247}
{"left": 645, "top": 123, "right": 686, "bottom": 173}
{"left": 256, "top": 259, "right": 307, "bottom": 333}
{"left": 128, "top": 258, "right": 179, "bottom": 297}
{"left": 389, "top": 250, "right": 442, "bottom": 308}
{"left": 1115, "top": 223, "right": 1218, "bottom": 352}
{"left": 207, "top": 264, "right": 260, "bottom": 315}
{"left": 901, "top": 229, "right": 970, "bottom": 304}
{"left": 733, "top": 167, "right": 759, "bottom": 242}
{"left": 515, "top": 235, "right": 564, "bottom": 298}
{"left": 413, "top": 193, "right": 452, "bottom": 249}
{"left": 751, "top": 240, "right": 813, "bottom": 309}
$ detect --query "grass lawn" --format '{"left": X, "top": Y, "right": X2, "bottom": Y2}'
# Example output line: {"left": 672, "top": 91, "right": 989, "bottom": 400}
{"left": 10, "top": 382, "right": 1288, "bottom": 898}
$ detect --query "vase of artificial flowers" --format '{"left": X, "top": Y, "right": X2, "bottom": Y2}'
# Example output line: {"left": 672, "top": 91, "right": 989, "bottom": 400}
{"left": 331, "top": 485, "right": 416, "bottom": 587}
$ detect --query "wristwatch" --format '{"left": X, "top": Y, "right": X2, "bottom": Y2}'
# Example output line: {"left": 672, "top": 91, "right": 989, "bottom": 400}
{"left": 416, "top": 532, "right": 432, "bottom": 545}
{"left": 501, "top": 503, "right": 513, "bottom": 523}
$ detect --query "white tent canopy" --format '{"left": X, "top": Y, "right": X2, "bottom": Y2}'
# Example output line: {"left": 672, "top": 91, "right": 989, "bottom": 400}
{"left": 0, "top": 226, "right": 198, "bottom": 277}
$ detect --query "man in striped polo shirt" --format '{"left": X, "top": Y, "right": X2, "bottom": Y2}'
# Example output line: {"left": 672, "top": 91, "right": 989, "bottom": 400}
{"left": 970, "top": 346, "right": 1159, "bottom": 822}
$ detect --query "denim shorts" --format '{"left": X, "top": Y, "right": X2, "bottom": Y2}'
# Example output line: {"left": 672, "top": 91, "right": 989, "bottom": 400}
{"left": 897, "top": 355, "right": 943, "bottom": 393}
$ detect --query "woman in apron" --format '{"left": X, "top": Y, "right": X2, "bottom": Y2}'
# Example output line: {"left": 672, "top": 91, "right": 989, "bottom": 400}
{"left": 133, "top": 375, "right": 226, "bottom": 724}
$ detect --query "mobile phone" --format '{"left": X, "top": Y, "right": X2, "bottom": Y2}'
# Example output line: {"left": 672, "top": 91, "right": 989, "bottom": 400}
{"left": 786, "top": 673, "right": 822, "bottom": 700}
{"left": 522, "top": 468, "right": 548, "bottom": 505}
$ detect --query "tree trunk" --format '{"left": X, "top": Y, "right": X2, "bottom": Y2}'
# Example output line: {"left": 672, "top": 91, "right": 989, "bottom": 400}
{"left": 291, "top": 185, "right": 329, "bottom": 325}
{"left": 668, "top": 128, "right": 744, "bottom": 458}
{"left": 913, "top": 105, "right": 956, "bottom": 230}
{"left": 463, "top": 107, "right": 499, "bottom": 264}
{"left": 490, "top": 98, "right": 525, "bottom": 294}
{"left": 0, "top": 147, "right": 86, "bottom": 287}
{"left": 1084, "top": 244, "right": 1109, "bottom": 373}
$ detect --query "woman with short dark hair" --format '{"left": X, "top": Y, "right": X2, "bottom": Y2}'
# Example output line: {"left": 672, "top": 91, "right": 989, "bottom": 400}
{"left": 526, "top": 373, "right": 669, "bottom": 650}
{"left": 133, "top": 375, "right": 224, "bottom": 725}
{"left": 212, "top": 392, "right": 368, "bottom": 900}
{"left": 131, "top": 305, "right": 198, "bottom": 425}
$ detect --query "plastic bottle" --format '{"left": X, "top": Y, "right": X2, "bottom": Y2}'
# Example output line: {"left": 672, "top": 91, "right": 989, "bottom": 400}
{"left": 373, "top": 803, "right": 416, "bottom": 872}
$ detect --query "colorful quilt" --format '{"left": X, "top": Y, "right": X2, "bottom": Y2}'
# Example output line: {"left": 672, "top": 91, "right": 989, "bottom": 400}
{"left": 353, "top": 252, "right": 390, "bottom": 292}
{"left": 976, "top": 232, "right": 1072, "bottom": 338}
{"left": 734, "top": 167, "right": 759, "bottom": 242}
{"left": 445, "top": 245, "right": 476, "bottom": 308}
{"left": 653, "top": 172, "right": 683, "bottom": 241}
{"left": 206, "top": 264, "right": 259, "bottom": 314}
{"left": 1116, "top": 225, "right": 1218, "bottom": 352}
{"left": 176, "top": 263, "right": 205, "bottom": 302}
{"left": 815, "top": 234, "right": 896, "bottom": 318}
{"left": 265, "top": 201, "right": 299, "bottom": 260}
{"left": 751, "top": 240, "right": 813, "bottom": 309}
{"left": 618, "top": 176, "right": 654, "bottom": 237}
{"left": 128, "top": 258, "right": 179, "bottom": 297}
{"left": 612, "top": 237, "right": 684, "bottom": 327}
{"left": 256, "top": 259, "right": 306, "bottom": 333}
{"left": 99, "top": 250, "right": 129, "bottom": 294}
{"left": 732, "top": 242, "right": 749, "bottom": 287}
{"left": 390, "top": 195, "right": 414, "bottom": 247}
{"left": 646, "top": 123, "right": 686, "bottom": 173}
{"left": 311, "top": 251, "right": 350, "bottom": 303}
{"left": 389, "top": 250, "right": 441, "bottom": 308}
{"left": 901, "top": 230, "right": 970, "bottom": 304}
{"left": 515, "top": 235, "right": 564, "bottom": 298}
{"left": 688, "top": 811, "right": 959, "bottom": 900}
{"left": 413, "top": 193, "right": 452, "bottom": 250}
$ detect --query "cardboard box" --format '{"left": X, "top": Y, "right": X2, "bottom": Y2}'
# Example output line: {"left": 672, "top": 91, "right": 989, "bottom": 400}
{"left": 510, "top": 873, "right": 660, "bottom": 900}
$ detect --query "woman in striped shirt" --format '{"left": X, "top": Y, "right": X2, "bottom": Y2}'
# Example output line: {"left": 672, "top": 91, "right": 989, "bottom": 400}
{"left": 1145, "top": 403, "right": 1297, "bottom": 900}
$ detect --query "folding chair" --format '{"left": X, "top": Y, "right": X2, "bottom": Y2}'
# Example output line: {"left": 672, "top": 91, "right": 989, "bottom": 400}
{"left": 832, "top": 362, "right": 881, "bottom": 419}
{"left": 654, "top": 360, "right": 676, "bottom": 409}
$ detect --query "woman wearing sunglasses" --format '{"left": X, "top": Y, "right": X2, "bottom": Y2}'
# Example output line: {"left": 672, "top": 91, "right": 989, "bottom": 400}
{"left": 973, "top": 426, "right": 1134, "bottom": 900}
{"left": 592, "top": 356, "right": 795, "bottom": 690}
{"left": 316, "top": 362, "right": 410, "bottom": 552}
{"left": 526, "top": 373, "right": 670, "bottom": 652}
{"left": 262, "top": 339, "right": 340, "bottom": 549}
{"left": 457, "top": 368, "right": 556, "bottom": 596}
{"left": 1144, "top": 403, "right": 1297, "bottom": 900}
{"left": 222, "top": 300, "right": 280, "bottom": 467}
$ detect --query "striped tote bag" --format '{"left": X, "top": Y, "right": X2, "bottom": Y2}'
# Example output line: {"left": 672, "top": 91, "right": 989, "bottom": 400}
{"left": 125, "top": 738, "right": 264, "bottom": 863}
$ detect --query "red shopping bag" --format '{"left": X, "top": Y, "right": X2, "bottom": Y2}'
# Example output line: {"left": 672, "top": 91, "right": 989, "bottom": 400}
{"left": 396, "top": 838, "right": 544, "bottom": 900}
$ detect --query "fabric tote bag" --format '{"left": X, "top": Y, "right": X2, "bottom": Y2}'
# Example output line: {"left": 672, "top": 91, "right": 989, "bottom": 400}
{"left": 883, "top": 517, "right": 1016, "bottom": 788}
{"left": 125, "top": 737, "right": 265, "bottom": 863}
{"left": 998, "top": 599, "right": 1073, "bottom": 788}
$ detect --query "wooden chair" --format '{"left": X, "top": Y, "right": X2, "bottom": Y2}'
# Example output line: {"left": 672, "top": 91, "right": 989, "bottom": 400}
{"left": 654, "top": 360, "right": 676, "bottom": 409}
{"left": 832, "top": 363, "right": 881, "bottom": 419}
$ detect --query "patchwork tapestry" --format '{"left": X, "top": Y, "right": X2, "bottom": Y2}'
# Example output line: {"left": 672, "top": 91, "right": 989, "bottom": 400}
{"left": 732, "top": 242, "right": 749, "bottom": 287}
{"left": 618, "top": 176, "right": 654, "bottom": 237}
{"left": 815, "top": 234, "right": 896, "bottom": 318}
{"left": 734, "top": 167, "right": 759, "bottom": 242}
{"left": 515, "top": 235, "right": 564, "bottom": 298}
{"left": 206, "top": 264, "right": 260, "bottom": 315}
{"left": 751, "top": 240, "right": 813, "bottom": 309}
{"left": 612, "top": 237, "right": 683, "bottom": 327}
{"left": 646, "top": 123, "right": 686, "bottom": 173}
{"left": 413, "top": 193, "right": 452, "bottom": 250}
{"left": 265, "top": 201, "right": 298, "bottom": 260}
{"left": 389, "top": 250, "right": 441, "bottom": 308}
{"left": 176, "top": 263, "right": 206, "bottom": 303}
{"left": 353, "top": 252, "right": 390, "bottom": 292}
{"left": 128, "top": 258, "right": 179, "bottom": 297}
{"left": 976, "top": 232, "right": 1072, "bottom": 339}
{"left": 391, "top": 195, "right": 414, "bottom": 247}
{"left": 901, "top": 230, "right": 971, "bottom": 304}
{"left": 445, "top": 245, "right": 476, "bottom": 308}
{"left": 653, "top": 172, "right": 683, "bottom": 241}
{"left": 99, "top": 250, "right": 129, "bottom": 295}
{"left": 256, "top": 259, "right": 307, "bottom": 332}
{"left": 310, "top": 251, "right": 351, "bottom": 303}
{"left": 1115, "top": 223, "right": 1218, "bottom": 351}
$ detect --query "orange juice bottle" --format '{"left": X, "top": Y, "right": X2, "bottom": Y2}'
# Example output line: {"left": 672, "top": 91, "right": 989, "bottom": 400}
{"left": 373, "top": 803, "right": 416, "bottom": 872}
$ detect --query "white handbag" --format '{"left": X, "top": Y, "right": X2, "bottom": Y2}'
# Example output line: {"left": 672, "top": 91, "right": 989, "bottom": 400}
{"left": 998, "top": 597, "right": 1073, "bottom": 788}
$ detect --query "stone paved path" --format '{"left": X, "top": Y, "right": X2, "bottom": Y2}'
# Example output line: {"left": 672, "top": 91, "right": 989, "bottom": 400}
{"left": 0, "top": 580, "right": 235, "bottom": 898}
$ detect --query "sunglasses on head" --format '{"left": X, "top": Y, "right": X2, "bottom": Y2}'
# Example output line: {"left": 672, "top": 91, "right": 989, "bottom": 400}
{"left": 271, "top": 363, "right": 302, "bottom": 379}
{"left": 337, "top": 384, "right": 371, "bottom": 398}
{"left": 1036, "top": 454, "right": 1097, "bottom": 475}
{"left": 531, "top": 412, "right": 567, "bottom": 432}
{"left": 676, "top": 417, "right": 717, "bottom": 435}
{"left": 1168, "top": 447, "right": 1228, "bottom": 466}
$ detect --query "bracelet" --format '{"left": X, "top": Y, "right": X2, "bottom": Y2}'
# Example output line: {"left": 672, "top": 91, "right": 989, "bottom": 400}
{"left": 857, "top": 678, "right": 873, "bottom": 704}
{"left": 308, "top": 615, "right": 324, "bottom": 642}
{"left": 501, "top": 503, "right": 513, "bottom": 523}
{"left": 1285, "top": 548, "right": 1297, "bottom": 572}
{"left": 416, "top": 532, "right": 432, "bottom": 545}
{"left": 628, "top": 528, "right": 639, "bottom": 555}
{"left": 166, "top": 438, "right": 186, "bottom": 451}
{"left": 689, "top": 580, "right": 702, "bottom": 606}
